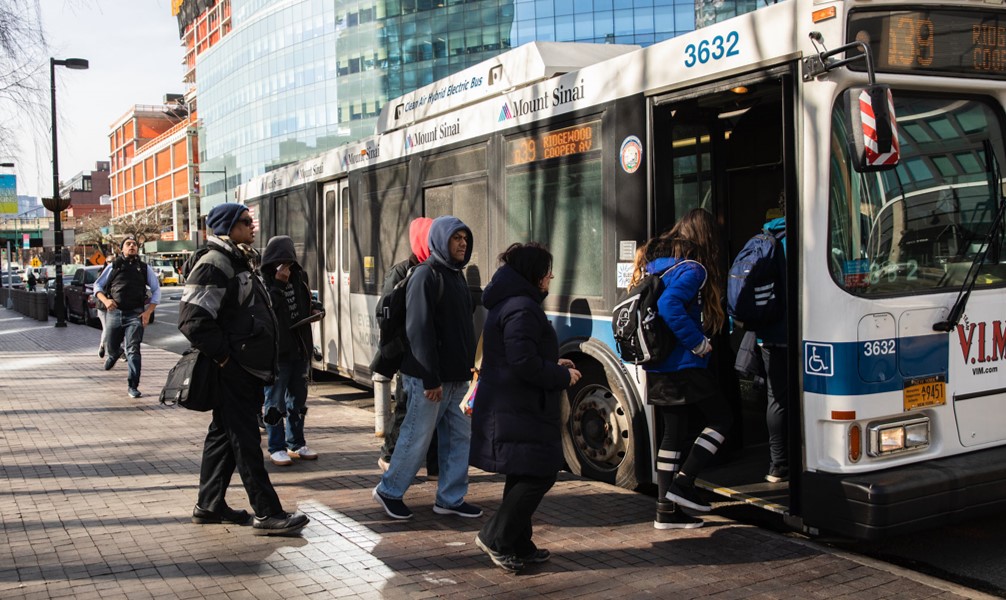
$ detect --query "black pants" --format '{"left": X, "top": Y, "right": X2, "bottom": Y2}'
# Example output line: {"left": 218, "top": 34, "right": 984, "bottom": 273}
{"left": 651, "top": 368, "right": 732, "bottom": 491}
{"left": 479, "top": 473, "right": 556, "bottom": 556}
{"left": 197, "top": 365, "right": 283, "bottom": 518}
{"left": 761, "top": 345, "right": 789, "bottom": 470}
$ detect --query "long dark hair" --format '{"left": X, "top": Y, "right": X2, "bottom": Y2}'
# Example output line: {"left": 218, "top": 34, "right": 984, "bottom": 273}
{"left": 498, "top": 242, "right": 552, "bottom": 287}
{"left": 646, "top": 208, "right": 725, "bottom": 334}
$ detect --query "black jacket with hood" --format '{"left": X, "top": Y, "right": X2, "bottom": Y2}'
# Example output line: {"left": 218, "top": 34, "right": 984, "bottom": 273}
{"left": 399, "top": 216, "right": 476, "bottom": 389}
{"left": 469, "top": 263, "right": 570, "bottom": 477}
{"left": 178, "top": 235, "right": 278, "bottom": 383}
{"left": 261, "top": 236, "right": 313, "bottom": 362}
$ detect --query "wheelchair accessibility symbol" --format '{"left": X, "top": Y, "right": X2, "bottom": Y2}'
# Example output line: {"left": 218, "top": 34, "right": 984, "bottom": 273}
{"left": 804, "top": 343, "right": 834, "bottom": 377}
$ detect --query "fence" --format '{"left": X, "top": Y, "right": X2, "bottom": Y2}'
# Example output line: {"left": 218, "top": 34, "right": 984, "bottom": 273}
{"left": 0, "top": 288, "right": 49, "bottom": 321}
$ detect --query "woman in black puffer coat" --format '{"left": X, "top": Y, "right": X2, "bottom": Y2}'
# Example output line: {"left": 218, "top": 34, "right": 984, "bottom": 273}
{"left": 470, "top": 243, "right": 581, "bottom": 573}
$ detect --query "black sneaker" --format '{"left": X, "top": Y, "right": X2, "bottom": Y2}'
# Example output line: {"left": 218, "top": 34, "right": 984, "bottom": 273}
{"left": 104, "top": 353, "right": 120, "bottom": 371}
{"left": 98, "top": 345, "right": 105, "bottom": 359}
{"left": 765, "top": 465, "right": 790, "bottom": 483}
{"left": 475, "top": 535, "right": 524, "bottom": 573}
{"left": 127, "top": 388, "right": 142, "bottom": 399}
{"left": 665, "top": 480, "right": 711, "bottom": 512}
{"left": 654, "top": 504, "right": 704, "bottom": 530}
{"left": 192, "top": 504, "right": 252, "bottom": 525}
{"left": 433, "top": 501, "right": 482, "bottom": 518}
{"left": 252, "top": 512, "right": 309, "bottom": 536}
{"left": 518, "top": 548, "right": 551, "bottom": 564}
{"left": 373, "top": 487, "right": 413, "bottom": 520}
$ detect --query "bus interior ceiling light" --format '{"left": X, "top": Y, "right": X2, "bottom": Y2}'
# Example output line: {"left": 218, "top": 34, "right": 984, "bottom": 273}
{"left": 718, "top": 106, "right": 751, "bottom": 120}
{"left": 730, "top": 86, "right": 749, "bottom": 94}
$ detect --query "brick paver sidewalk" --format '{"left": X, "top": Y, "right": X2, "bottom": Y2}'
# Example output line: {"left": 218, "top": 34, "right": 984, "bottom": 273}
{"left": 0, "top": 310, "right": 990, "bottom": 599}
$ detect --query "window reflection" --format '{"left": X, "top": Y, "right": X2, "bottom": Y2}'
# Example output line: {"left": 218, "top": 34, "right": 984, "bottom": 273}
{"left": 829, "top": 95, "right": 1006, "bottom": 296}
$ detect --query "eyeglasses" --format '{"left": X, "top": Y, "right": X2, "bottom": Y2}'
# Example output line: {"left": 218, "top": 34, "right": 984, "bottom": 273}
{"left": 236, "top": 217, "right": 254, "bottom": 227}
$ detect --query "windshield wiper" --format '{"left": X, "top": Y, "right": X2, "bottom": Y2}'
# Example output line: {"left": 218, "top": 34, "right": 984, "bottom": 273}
{"left": 934, "top": 139, "right": 1006, "bottom": 332}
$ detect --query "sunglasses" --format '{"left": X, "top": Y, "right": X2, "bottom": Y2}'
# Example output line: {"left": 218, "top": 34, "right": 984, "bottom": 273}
{"left": 236, "top": 217, "right": 254, "bottom": 227}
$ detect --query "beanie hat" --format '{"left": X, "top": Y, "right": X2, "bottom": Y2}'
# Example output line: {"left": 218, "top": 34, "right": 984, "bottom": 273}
{"left": 409, "top": 217, "right": 434, "bottom": 263}
{"left": 206, "top": 203, "right": 248, "bottom": 236}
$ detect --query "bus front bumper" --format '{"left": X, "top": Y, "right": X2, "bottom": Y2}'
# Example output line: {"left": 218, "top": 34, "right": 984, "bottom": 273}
{"left": 801, "top": 444, "right": 1006, "bottom": 540}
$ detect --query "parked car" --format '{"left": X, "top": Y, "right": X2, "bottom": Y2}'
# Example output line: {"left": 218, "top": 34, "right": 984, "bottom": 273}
{"left": 45, "top": 274, "right": 76, "bottom": 315}
{"left": 64, "top": 265, "right": 105, "bottom": 327}
{"left": 1, "top": 272, "right": 24, "bottom": 289}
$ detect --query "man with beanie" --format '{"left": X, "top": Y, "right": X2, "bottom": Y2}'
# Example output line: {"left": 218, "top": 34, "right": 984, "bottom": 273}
{"left": 372, "top": 217, "right": 438, "bottom": 475}
{"left": 179, "top": 203, "right": 308, "bottom": 536}
{"left": 93, "top": 234, "right": 160, "bottom": 398}
{"left": 261, "top": 235, "right": 321, "bottom": 466}
{"left": 373, "top": 215, "right": 480, "bottom": 520}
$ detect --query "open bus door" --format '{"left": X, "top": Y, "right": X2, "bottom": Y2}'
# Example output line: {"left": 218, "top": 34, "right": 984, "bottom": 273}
{"left": 321, "top": 179, "right": 355, "bottom": 374}
{"left": 650, "top": 65, "right": 800, "bottom": 520}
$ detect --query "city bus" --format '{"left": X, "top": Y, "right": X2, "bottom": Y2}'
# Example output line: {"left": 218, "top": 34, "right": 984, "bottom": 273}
{"left": 237, "top": 0, "right": 1006, "bottom": 539}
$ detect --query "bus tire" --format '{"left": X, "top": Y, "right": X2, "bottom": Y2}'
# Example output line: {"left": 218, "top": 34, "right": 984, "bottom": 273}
{"left": 559, "top": 338, "right": 647, "bottom": 490}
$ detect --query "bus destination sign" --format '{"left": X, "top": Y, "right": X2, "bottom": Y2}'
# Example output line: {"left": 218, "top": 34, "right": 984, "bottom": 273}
{"left": 848, "top": 9, "right": 1006, "bottom": 79}
{"left": 506, "top": 121, "right": 602, "bottom": 167}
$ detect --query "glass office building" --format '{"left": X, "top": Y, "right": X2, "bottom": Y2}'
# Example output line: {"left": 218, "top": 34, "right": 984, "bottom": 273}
{"left": 196, "top": 0, "right": 702, "bottom": 204}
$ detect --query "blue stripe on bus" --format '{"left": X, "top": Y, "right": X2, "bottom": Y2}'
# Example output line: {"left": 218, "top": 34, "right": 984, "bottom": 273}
{"left": 802, "top": 335, "right": 948, "bottom": 396}
{"left": 545, "top": 313, "right": 951, "bottom": 398}
{"left": 548, "top": 313, "right": 618, "bottom": 348}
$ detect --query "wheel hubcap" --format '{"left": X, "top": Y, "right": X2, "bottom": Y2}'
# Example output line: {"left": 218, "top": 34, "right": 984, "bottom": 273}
{"left": 570, "top": 384, "right": 629, "bottom": 471}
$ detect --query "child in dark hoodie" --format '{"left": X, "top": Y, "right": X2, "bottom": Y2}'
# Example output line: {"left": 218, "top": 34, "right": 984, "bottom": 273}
{"left": 261, "top": 235, "right": 320, "bottom": 466}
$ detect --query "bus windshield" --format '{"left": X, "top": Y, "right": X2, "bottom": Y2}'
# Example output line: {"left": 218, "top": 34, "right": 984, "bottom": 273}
{"left": 829, "top": 94, "right": 1006, "bottom": 296}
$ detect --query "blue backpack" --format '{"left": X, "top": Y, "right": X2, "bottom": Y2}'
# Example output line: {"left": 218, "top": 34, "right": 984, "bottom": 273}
{"left": 727, "top": 229, "right": 785, "bottom": 330}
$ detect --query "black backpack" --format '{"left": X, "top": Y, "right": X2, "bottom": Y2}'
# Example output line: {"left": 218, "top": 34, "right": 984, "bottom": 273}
{"left": 612, "top": 260, "right": 703, "bottom": 365}
{"left": 727, "top": 229, "right": 785, "bottom": 330}
{"left": 370, "top": 263, "right": 443, "bottom": 377}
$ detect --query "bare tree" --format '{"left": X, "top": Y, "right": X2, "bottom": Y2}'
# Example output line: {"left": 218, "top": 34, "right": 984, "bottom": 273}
{"left": 113, "top": 206, "right": 165, "bottom": 245}
{"left": 0, "top": 1, "right": 48, "bottom": 159}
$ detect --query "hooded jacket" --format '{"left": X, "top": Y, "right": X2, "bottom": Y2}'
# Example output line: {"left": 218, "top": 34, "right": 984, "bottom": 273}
{"left": 178, "top": 235, "right": 278, "bottom": 383}
{"left": 756, "top": 217, "right": 787, "bottom": 345}
{"left": 399, "top": 216, "right": 475, "bottom": 389}
{"left": 469, "top": 263, "right": 570, "bottom": 478}
{"left": 643, "top": 256, "right": 710, "bottom": 373}
{"left": 261, "top": 236, "right": 313, "bottom": 361}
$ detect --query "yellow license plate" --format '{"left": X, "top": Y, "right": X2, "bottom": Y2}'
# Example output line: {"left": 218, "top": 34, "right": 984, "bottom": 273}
{"left": 903, "top": 375, "right": 946, "bottom": 411}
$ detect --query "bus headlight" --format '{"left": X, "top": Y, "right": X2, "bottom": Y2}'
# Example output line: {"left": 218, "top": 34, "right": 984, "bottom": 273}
{"left": 867, "top": 416, "right": 930, "bottom": 457}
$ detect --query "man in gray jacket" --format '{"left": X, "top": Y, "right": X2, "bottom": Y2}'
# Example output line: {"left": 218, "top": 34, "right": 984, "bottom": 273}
{"left": 179, "top": 202, "right": 308, "bottom": 536}
{"left": 373, "top": 215, "right": 480, "bottom": 520}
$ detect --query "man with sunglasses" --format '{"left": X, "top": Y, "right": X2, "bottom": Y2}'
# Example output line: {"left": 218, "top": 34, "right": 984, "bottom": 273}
{"left": 178, "top": 202, "right": 308, "bottom": 537}
{"left": 93, "top": 234, "right": 160, "bottom": 399}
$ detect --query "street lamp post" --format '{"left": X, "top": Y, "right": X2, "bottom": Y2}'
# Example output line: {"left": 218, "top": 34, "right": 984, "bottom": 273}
{"left": 1, "top": 162, "right": 12, "bottom": 281}
{"left": 45, "top": 57, "right": 88, "bottom": 328}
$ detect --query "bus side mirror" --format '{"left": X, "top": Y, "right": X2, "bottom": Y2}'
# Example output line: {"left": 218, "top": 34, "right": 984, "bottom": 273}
{"left": 843, "top": 84, "right": 900, "bottom": 172}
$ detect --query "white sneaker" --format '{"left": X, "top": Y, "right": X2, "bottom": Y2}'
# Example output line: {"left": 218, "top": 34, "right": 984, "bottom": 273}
{"left": 270, "top": 450, "right": 293, "bottom": 466}
{"left": 288, "top": 446, "right": 318, "bottom": 460}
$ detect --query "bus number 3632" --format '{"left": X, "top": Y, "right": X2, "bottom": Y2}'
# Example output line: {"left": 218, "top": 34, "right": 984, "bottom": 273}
{"left": 684, "top": 31, "right": 741, "bottom": 67}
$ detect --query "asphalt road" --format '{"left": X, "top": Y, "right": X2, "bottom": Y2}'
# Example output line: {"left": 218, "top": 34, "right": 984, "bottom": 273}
{"left": 135, "top": 291, "right": 1006, "bottom": 598}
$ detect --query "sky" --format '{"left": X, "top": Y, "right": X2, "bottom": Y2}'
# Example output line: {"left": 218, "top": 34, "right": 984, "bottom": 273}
{"left": 10, "top": 0, "right": 184, "bottom": 201}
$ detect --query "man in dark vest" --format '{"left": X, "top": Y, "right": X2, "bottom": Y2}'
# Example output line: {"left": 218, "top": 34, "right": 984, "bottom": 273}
{"left": 93, "top": 234, "right": 160, "bottom": 399}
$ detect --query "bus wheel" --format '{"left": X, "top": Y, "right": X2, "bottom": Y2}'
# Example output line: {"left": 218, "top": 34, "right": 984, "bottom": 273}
{"left": 559, "top": 341, "right": 644, "bottom": 490}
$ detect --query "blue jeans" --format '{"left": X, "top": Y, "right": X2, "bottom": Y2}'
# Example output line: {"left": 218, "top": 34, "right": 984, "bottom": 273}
{"left": 263, "top": 355, "right": 309, "bottom": 453}
{"left": 106, "top": 307, "right": 144, "bottom": 389}
{"left": 377, "top": 375, "right": 471, "bottom": 508}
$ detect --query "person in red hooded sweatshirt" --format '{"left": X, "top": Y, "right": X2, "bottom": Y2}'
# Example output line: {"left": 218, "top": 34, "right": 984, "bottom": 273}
{"left": 373, "top": 217, "right": 438, "bottom": 476}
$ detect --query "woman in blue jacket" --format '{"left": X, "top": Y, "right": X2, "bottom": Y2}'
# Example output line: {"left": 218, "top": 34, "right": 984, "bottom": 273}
{"left": 641, "top": 208, "right": 731, "bottom": 529}
{"left": 470, "top": 243, "right": 581, "bottom": 573}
